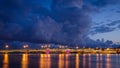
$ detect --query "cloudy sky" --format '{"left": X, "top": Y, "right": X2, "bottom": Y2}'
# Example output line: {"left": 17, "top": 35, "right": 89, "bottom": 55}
{"left": 0, "top": 0, "right": 120, "bottom": 45}
{"left": 89, "top": 2, "right": 120, "bottom": 43}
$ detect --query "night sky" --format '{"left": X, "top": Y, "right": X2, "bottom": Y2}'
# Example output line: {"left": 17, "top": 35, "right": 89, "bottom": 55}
{"left": 0, "top": 0, "right": 120, "bottom": 46}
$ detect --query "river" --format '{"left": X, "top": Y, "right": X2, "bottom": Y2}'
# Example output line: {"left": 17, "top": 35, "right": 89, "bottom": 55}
{"left": 0, "top": 54, "right": 120, "bottom": 68}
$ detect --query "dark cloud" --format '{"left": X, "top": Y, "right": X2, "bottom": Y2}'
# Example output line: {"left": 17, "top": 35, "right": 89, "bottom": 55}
{"left": 91, "top": 25, "right": 115, "bottom": 34}
{"left": 107, "top": 20, "right": 120, "bottom": 26}
{"left": 0, "top": 0, "right": 92, "bottom": 45}
{"left": 91, "top": 20, "right": 120, "bottom": 34}
{"left": 84, "top": 0, "right": 120, "bottom": 8}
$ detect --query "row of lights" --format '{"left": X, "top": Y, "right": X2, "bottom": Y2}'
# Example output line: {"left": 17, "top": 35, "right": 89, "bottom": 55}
{"left": 41, "top": 45, "right": 51, "bottom": 48}
{"left": 4, "top": 44, "right": 29, "bottom": 49}
{"left": 23, "top": 45, "right": 29, "bottom": 49}
{"left": 5, "top": 44, "right": 110, "bottom": 50}
{"left": 5, "top": 44, "right": 79, "bottom": 49}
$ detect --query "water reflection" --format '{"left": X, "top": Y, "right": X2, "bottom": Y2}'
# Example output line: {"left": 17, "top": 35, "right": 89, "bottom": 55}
{"left": 106, "top": 54, "right": 111, "bottom": 68}
{"left": 58, "top": 54, "right": 64, "bottom": 68}
{"left": 65, "top": 54, "right": 69, "bottom": 68}
{"left": 96, "top": 54, "right": 99, "bottom": 68}
{"left": 1, "top": 54, "right": 119, "bottom": 68}
{"left": 100, "top": 54, "right": 103, "bottom": 68}
{"left": 3, "top": 54, "right": 9, "bottom": 68}
{"left": 40, "top": 54, "right": 51, "bottom": 68}
{"left": 22, "top": 54, "right": 28, "bottom": 68}
{"left": 83, "top": 54, "right": 86, "bottom": 68}
{"left": 76, "top": 54, "right": 79, "bottom": 68}
{"left": 40, "top": 54, "right": 44, "bottom": 68}
{"left": 88, "top": 54, "right": 91, "bottom": 68}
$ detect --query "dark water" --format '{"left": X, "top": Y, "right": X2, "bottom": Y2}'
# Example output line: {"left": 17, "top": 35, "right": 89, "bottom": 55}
{"left": 0, "top": 54, "right": 120, "bottom": 68}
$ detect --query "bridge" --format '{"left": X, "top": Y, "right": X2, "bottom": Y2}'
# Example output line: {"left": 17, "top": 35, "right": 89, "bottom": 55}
{"left": 0, "top": 48, "right": 119, "bottom": 54}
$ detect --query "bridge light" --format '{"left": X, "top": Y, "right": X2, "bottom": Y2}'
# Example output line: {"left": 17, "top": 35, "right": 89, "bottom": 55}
{"left": 26, "top": 45, "right": 28, "bottom": 48}
{"left": 23, "top": 45, "right": 28, "bottom": 49}
{"left": 23, "top": 45, "right": 26, "bottom": 48}
{"left": 5, "top": 43, "right": 9, "bottom": 49}
{"left": 76, "top": 46, "right": 79, "bottom": 49}
{"left": 107, "top": 48, "right": 110, "bottom": 50}
{"left": 46, "top": 48, "right": 50, "bottom": 54}
{"left": 41, "top": 45, "right": 43, "bottom": 48}
{"left": 66, "top": 49, "right": 70, "bottom": 54}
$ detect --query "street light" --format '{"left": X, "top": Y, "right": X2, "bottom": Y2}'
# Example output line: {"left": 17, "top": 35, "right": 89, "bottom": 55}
{"left": 23, "top": 44, "right": 29, "bottom": 53}
{"left": 41, "top": 45, "right": 43, "bottom": 48}
{"left": 23, "top": 45, "right": 26, "bottom": 49}
{"left": 26, "top": 45, "right": 28, "bottom": 48}
{"left": 76, "top": 46, "right": 79, "bottom": 49}
{"left": 5, "top": 44, "right": 9, "bottom": 54}
{"left": 5, "top": 45, "right": 9, "bottom": 49}
{"left": 23, "top": 44, "right": 28, "bottom": 49}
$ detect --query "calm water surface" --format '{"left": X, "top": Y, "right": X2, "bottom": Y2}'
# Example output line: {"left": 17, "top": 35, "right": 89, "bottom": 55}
{"left": 0, "top": 54, "right": 120, "bottom": 68}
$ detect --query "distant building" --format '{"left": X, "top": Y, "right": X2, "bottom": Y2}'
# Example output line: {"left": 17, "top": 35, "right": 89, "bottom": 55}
{"left": 101, "top": 38, "right": 104, "bottom": 43}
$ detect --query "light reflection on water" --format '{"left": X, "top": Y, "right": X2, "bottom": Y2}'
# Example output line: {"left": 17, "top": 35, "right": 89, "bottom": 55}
{"left": 40, "top": 54, "right": 51, "bottom": 68}
{"left": 88, "top": 54, "right": 91, "bottom": 68}
{"left": 106, "top": 54, "right": 111, "bottom": 68}
{"left": 0, "top": 54, "right": 120, "bottom": 68}
{"left": 83, "top": 54, "right": 86, "bottom": 68}
{"left": 22, "top": 54, "right": 28, "bottom": 68}
{"left": 76, "top": 54, "right": 79, "bottom": 68}
{"left": 58, "top": 54, "right": 64, "bottom": 68}
{"left": 100, "top": 54, "right": 103, "bottom": 68}
{"left": 3, "top": 54, "right": 9, "bottom": 68}
{"left": 96, "top": 54, "right": 99, "bottom": 68}
{"left": 65, "top": 54, "right": 69, "bottom": 68}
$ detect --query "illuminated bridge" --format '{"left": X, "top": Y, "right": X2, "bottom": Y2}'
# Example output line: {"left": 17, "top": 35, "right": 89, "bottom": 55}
{"left": 0, "top": 48, "right": 119, "bottom": 54}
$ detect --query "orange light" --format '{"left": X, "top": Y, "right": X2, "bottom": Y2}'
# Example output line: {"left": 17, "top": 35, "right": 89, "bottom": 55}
{"left": 22, "top": 54, "right": 28, "bottom": 68}
{"left": 76, "top": 54, "right": 79, "bottom": 68}
{"left": 107, "top": 48, "right": 110, "bottom": 50}
{"left": 3, "top": 53, "right": 9, "bottom": 68}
